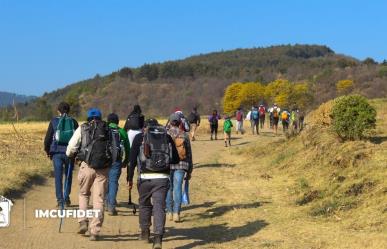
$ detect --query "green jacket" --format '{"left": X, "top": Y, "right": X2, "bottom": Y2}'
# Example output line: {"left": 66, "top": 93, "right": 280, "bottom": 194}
{"left": 108, "top": 123, "right": 130, "bottom": 164}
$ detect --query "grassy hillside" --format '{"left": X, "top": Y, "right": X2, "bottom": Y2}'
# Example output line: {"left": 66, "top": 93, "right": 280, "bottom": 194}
{"left": 3, "top": 44, "right": 387, "bottom": 121}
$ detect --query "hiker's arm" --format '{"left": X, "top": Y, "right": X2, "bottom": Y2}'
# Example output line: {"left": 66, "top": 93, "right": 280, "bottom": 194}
{"left": 127, "top": 134, "right": 140, "bottom": 183}
{"left": 44, "top": 120, "right": 54, "bottom": 156}
{"left": 73, "top": 119, "right": 79, "bottom": 130}
{"left": 168, "top": 135, "right": 180, "bottom": 164}
{"left": 120, "top": 128, "right": 130, "bottom": 165}
{"left": 66, "top": 127, "right": 81, "bottom": 158}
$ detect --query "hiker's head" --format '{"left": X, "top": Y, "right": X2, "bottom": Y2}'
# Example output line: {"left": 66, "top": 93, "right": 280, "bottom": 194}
{"left": 107, "top": 113, "right": 119, "bottom": 125}
{"left": 169, "top": 113, "right": 181, "bottom": 127}
{"left": 87, "top": 108, "right": 102, "bottom": 122}
{"left": 133, "top": 104, "right": 142, "bottom": 114}
{"left": 57, "top": 102, "right": 70, "bottom": 115}
{"left": 193, "top": 107, "right": 197, "bottom": 112}
{"left": 144, "top": 118, "right": 159, "bottom": 128}
{"left": 212, "top": 110, "right": 217, "bottom": 115}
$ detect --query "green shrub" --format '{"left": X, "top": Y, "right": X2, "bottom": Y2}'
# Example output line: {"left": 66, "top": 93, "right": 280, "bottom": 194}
{"left": 331, "top": 95, "right": 376, "bottom": 140}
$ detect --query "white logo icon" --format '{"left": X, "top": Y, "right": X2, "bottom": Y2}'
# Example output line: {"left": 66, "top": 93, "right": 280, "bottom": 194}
{"left": 0, "top": 196, "right": 13, "bottom": 227}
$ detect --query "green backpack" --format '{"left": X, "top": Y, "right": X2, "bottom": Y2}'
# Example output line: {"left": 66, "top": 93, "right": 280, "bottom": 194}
{"left": 55, "top": 115, "right": 74, "bottom": 145}
{"left": 224, "top": 119, "right": 232, "bottom": 133}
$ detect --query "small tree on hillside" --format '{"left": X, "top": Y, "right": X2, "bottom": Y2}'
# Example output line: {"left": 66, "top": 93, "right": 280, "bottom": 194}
{"left": 336, "top": 79, "right": 354, "bottom": 95}
{"left": 223, "top": 82, "right": 243, "bottom": 114}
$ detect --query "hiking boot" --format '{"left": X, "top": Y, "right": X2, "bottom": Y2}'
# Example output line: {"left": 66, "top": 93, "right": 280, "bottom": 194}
{"left": 139, "top": 229, "right": 150, "bottom": 242}
{"left": 108, "top": 208, "right": 118, "bottom": 216}
{"left": 167, "top": 212, "right": 173, "bottom": 221}
{"left": 56, "top": 201, "right": 63, "bottom": 208}
{"left": 215, "top": 136, "right": 218, "bottom": 140}
{"left": 89, "top": 234, "right": 99, "bottom": 241}
{"left": 192, "top": 136, "right": 195, "bottom": 141}
{"left": 64, "top": 199, "right": 71, "bottom": 208}
{"left": 78, "top": 221, "right": 88, "bottom": 234}
{"left": 228, "top": 141, "right": 231, "bottom": 146}
{"left": 224, "top": 142, "right": 228, "bottom": 147}
{"left": 153, "top": 235, "right": 163, "bottom": 249}
{"left": 173, "top": 213, "right": 180, "bottom": 222}
{"left": 210, "top": 136, "right": 213, "bottom": 140}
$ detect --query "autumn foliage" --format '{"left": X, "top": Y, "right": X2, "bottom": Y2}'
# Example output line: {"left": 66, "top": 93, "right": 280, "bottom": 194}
{"left": 223, "top": 79, "right": 313, "bottom": 114}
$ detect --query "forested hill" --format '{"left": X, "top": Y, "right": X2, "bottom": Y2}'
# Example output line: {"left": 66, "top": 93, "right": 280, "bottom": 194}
{"left": 3, "top": 44, "right": 387, "bottom": 120}
{"left": 0, "top": 91, "right": 36, "bottom": 107}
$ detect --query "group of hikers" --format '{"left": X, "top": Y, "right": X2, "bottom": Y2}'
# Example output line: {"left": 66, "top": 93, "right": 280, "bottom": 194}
{"left": 43, "top": 101, "right": 303, "bottom": 248}
{"left": 44, "top": 102, "right": 195, "bottom": 249}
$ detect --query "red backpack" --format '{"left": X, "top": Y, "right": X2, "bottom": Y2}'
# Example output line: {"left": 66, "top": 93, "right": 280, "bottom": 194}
{"left": 259, "top": 106, "right": 265, "bottom": 116}
{"left": 236, "top": 111, "right": 243, "bottom": 121}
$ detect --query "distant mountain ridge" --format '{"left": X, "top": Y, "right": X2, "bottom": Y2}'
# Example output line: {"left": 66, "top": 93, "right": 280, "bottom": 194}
{"left": 0, "top": 91, "right": 36, "bottom": 107}
{"left": 2, "top": 44, "right": 387, "bottom": 120}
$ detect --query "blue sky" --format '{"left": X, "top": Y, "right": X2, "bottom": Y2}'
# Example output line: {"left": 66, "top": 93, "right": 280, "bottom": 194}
{"left": 0, "top": 0, "right": 386, "bottom": 96}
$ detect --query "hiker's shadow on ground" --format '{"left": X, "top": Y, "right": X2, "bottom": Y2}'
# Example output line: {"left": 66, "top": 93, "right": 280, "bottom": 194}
{"left": 195, "top": 201, "right": 269, "bottom": 219}
{"left": 99, "top": 233, "right": 138, "bottom": 242}
{"left": 165, "top": 220, "right": 268, "bottom": 249}
{"left": 370, "top": 136, "right": 387, "bottom": 144}
{"left": 194, "top": 163, "right": 236, "bottom": 169}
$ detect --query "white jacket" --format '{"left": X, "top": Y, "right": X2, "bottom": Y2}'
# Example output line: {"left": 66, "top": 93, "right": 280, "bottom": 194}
{"left": 66, "top": 126, "right": 82, "bottom": 157}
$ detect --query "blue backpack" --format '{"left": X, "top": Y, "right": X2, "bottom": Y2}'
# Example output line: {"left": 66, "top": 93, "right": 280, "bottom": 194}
{"left": 251, "top": 109, "right": 259, "bottom": 120}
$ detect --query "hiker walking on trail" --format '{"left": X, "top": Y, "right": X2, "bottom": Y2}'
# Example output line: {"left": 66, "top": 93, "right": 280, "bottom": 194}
{"left": 208, "top": 110, "right": 221, "bottom": 140}
{"left": 258, "top": 104, "right": 266, "bottom": 129}
{"left": 223, "top": 115, "right": 233, "bottom": 147}
{"left": 299, "top": 110, "right": 305, "bottom": 131}
{"left": 270, "top": 104, "right": 281, "bottom": 135}
{"left": 290, "top": 109, "right": 299, "bottom": 132}
{"left": 235, "top": 107, "right": 244, "bottom": 135}
{"left": 106, "top": 113, "right": 130, "bottom": 216}
{"left": 251, "top": 106, "right": 260, "bottom": 135}
{"left": 128, "top": 118, "right": 180, "bottom": 249}
{"left": 166, "top": 113, "right": 193, "bottom": 222}
{"left": 44, "top": 102, "right": 78, "bottom": 208}
{"left": 124, "top": 104, "right": 145, "bottom": 146}
{"left": 281, "top": 109, "right": 291, "bottom": 132}
{"left": 187, "top": 107, "right": 200, "bottom": 141}
{"left": 66, "top": 108, "right": 112, "bottom": 241}
{"left": 166, "top": 108, "right": 191, "bottom": 132}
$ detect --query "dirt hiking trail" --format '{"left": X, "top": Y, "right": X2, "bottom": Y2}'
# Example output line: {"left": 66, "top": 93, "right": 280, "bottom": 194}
{"left": 0, "top": 128, "right": 270, "bottom": 249}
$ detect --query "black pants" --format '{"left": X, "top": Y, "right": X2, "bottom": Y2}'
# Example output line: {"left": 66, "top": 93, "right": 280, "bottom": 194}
{"left": 138, "top": 178, "right": 169, "bottom": 235}
{"left": 210, "top": 124, "right": 218, "bottom": 138}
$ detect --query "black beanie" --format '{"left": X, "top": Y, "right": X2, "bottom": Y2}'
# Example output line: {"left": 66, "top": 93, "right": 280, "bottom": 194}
{"left": 107, "top": 113, "right": 119, "bottom": 124}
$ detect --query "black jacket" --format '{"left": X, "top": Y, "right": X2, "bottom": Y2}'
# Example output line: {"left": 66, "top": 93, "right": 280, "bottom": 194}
{"left": 127, "top": 132, "right": 179, "bottom": 182}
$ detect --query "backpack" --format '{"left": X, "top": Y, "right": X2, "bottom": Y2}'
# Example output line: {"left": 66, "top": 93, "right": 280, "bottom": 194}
{"left": 173, "top": 132, "right": 187, "bottom": 161}
{"left": 55, "top": 115, "right": 74, "bottom": 145}
{"left": 125, "top": 113, "right": 144, "bottom": 130}
{"left": 109, "top": 127, "right": 124, "bottom": 163}
{"left": 188, "top": 112, "right": 198, "bottom": 124}
{"left": 139, "top": 126, "right": 171, "bottom": 172}
{"left": 76, "top": 120, "right": 112, "bottom": 169}
{"left": 236, "top": 111, "right": 243, "bottom": 121}
{"left": 273, "top": 108, "right": 279, "bottom": 118}
{"left": 259, "top": 106, "right": 265, "bottom": 117}
{"left": 281, "top": 111, "right": 289, "bottom": 121}
{"left": 251, "top": 109, "right": 259, "bottom": 120}
{"left": 209, "top": 115, "right": 218, "bottom": 125}
{"left": 224, "top": 119, "right": 232, "bottom": 133}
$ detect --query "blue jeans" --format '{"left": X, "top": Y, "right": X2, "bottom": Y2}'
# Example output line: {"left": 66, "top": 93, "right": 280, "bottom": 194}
{"left": 166, "top": 169, "right": 185, "bottom": 214}
{"left": 52, "top": 153, "right": 73, "bottom": 204}
{"left": 106, "top": 161, "right": 122, "bottom": 210}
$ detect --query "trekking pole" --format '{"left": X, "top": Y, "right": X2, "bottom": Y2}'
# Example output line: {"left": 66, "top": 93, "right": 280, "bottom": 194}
{"left": 128, "top": 189, "right": 136, "bottom": 215}
{"left": 59, "top": 162, "right": 72, "bottom": 233}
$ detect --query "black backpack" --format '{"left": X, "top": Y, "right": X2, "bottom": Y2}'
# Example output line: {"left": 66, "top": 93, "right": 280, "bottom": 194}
{"left": 125, "top": 113, "right": 144, "bottom": 130}
{"left": 109, "top": 127, "right": 123, "bottom": 163}
{"left": 188, "top": 112, "right": 198, "bottom": 124}
{"left": 77, "top": 120, "right": 112, "bottom": 169}
{"left": 139, "top": 126, "right": 171, "bottom": 172}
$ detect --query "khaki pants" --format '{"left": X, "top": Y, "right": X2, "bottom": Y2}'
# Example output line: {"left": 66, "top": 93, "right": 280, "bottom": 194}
{"left": 78, "top": 162, "right": 109, "bottom": 235}
{"left": 190, "top": 123, "right": 198, "bottom": 140}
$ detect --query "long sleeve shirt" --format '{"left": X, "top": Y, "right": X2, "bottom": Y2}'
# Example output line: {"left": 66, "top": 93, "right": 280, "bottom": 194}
{"left": 44, "top": 116, "right": 78, "bottom": 155}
